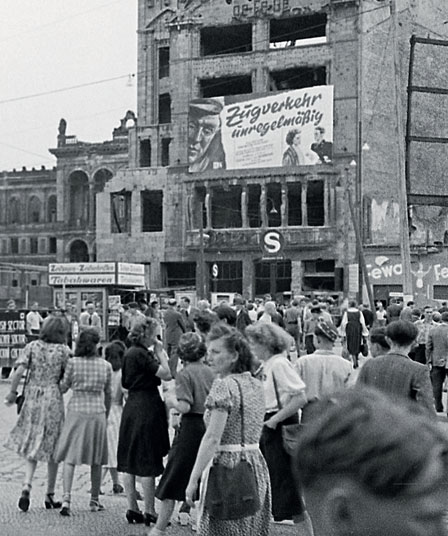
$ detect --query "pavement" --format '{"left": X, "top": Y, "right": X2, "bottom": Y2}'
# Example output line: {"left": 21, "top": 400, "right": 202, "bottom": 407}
{"left": 0, "top": 380, "right": 296, "bottom": 536}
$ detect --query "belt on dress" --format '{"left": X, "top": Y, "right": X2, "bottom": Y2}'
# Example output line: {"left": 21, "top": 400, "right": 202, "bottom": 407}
{"left": 217, "top": 443, "right": 259, "bottom": 452}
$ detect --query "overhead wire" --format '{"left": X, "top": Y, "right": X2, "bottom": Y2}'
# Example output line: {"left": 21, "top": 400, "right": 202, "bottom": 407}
{"left": 0, "top": 3, "right": 387, "bottom": 107}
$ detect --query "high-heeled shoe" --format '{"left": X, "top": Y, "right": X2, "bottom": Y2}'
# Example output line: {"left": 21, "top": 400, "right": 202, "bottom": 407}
{"left": 144, "top": 512, "right": 158, "bottom": 526}
{"left": 44, "top": 493, "right": 62, "bottom": 509}
{"left": 59, "top": 493, "right": 71, "bottom": 517}
{"left": 126, "top": 509, "right": 144, "bottom": 524}
{"left": 18, "top": 486, "right": 31, "bottom": 512}
{"left": 89, "top": 499, "right": 105, "bottom": 512}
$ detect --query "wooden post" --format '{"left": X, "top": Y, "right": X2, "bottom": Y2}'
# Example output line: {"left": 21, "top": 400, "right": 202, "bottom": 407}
{"left": 198, "top": 201, "right": 205, "bottom": 300}
{"left": 390, "top": 0, "right": 413, "bottom": 301}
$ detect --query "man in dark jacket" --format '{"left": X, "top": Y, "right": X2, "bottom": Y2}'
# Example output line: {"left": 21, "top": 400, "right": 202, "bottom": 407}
{"left": 234, "top": 296, "right": 252, "bottom": 333}
{"left": 426, "top": 311, "right": 448, "bottom": 412}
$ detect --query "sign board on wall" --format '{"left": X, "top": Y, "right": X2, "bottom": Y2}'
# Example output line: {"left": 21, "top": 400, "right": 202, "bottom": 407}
{"left": 188, "top": 86, "right": 334, "bottom": 172}
{"left": 0, "top": 311, "right": 27, "bottom": 367}
{"left": 48, "top": 263, "right": 145, "bottom": 287}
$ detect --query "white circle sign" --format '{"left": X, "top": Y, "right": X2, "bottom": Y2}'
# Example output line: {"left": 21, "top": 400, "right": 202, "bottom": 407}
{"left": 262, "top": 230, "right": 284, "bottom": 255}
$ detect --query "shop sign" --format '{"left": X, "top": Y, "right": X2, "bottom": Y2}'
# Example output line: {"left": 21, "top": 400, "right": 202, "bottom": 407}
{"left": 117, "top": 273, "right": 145, "bottom": 287}
{"left": 0, "top": 311, "right": 27, "bottom": 366}
{"left": 117, "top": 263, "right": 145, "bottom": 275}
{"left": 48, "top": 274, "right": 115, "bottom": 286}
{"left": 367, "top": 256, "right": 448, "bottom": 288}
{"left": 49, "top": 263, "right": 115, "bottom": 274}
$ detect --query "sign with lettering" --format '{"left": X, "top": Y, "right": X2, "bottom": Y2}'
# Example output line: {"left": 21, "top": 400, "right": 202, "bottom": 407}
{"left": 49, "top": 262, "right": 146, "bottom": 287}
{"left": 0, "top": 311, "right": 27, "bottom": 368}
{"left": 261, "top": 230, "right": 285, "bottom": 256}
{"left": 49, "top": 274, "right": 116, "bottom": 286}
{"left": 49, "top": 263, "right": 115, "bottom": 274}
{"left": 187, "top": 87, "right": 333, "bottom": 172}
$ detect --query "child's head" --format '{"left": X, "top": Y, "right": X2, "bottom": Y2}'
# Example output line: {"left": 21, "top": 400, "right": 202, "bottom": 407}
{"left": 105, "top": 340, "right": 126, "bottom": 371}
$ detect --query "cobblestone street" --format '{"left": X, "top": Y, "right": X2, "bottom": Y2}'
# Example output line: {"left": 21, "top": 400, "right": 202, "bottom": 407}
{"left": 0, "top": 380, "right": 296, "bottom": 536}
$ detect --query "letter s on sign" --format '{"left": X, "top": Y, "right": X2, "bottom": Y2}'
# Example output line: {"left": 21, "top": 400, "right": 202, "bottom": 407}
{"left": 263, "top": 231, "right": 282, "bottom": 254}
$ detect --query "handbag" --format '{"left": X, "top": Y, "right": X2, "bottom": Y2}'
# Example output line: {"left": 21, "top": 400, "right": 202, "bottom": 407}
{"left": 205, "top": 377, "right": 260, "bottom": 520}
{"left": 15, "top": 351, "right": 32, "bottom": 415}
{"left": 360, "top": 337, "right": 369, "bottom": 357}
{"left": 272, "top": 372, "right": 302, "bottom": 457}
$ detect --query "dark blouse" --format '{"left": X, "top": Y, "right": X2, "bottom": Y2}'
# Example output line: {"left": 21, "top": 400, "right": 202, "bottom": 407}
{"left": 122, "top": 343, "right": 160, "bottom": 392}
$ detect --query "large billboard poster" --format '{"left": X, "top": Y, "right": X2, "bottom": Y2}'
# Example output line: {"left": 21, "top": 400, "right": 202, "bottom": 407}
{"left": 188, "top": 86, "right": 333, "bottom": 172}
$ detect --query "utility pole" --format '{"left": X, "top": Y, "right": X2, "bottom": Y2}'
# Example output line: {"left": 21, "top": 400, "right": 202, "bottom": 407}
{"left": 390, "top": 0, "right": 413, "bottom": 301}
{"left": 198, "top": 201, "right": 205, "bottom": 300}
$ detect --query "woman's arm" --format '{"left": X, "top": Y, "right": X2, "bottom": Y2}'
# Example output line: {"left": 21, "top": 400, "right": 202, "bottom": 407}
{"left": 153, "top": 339, "right": 172, "bottom": 381}
{"left": 4, "top": 365, "right": 26, "bottom": 405}
{"left": 265, "top": 391, "right": 306, "bottom": 429}
{"left": 185, "top": 409, "right": 228, "bottom": 506}
{"left": 59, "top": 359, "right": 73, "bottom": 394}
{"left": 165, "top": 393, "right": 191, "bottom": 414}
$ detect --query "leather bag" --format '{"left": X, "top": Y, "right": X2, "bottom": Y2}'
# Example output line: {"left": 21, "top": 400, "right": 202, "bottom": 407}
{"left": 205, "top": 378, "right": 260, "bottom": 520}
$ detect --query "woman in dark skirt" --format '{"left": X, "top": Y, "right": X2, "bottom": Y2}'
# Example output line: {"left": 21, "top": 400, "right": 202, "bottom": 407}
{"left": 246, "top": 322, "right": 313, "bottom": 536}
{"left": 339, "top": 300, "right": 369, "bottom": 368}
{"left": 149, "top": 332, "right": 215, "bottom": 535}
{"left": 117, "top": 318, "right": 172, "bottom": 526}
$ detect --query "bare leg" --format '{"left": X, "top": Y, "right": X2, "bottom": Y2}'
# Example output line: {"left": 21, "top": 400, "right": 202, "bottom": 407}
{"left": 46, "top": 460, "right": 59, "bottom": 495}
{"left": 90, "top": 465, "right": 102, "bottom": 499}
{"left": 154, "top": 499, "right": 175, "bottom": 531}
{"left": 141, "top": 476, "right": 156, "bottom": 515}
{"left": 62, "top": 463, "right": 75, "bottom": 496}
{"left": 123, "top": 473, "right": 139, "bottom": 511}
{"left": 24, "top": 458, "right": 38, "bottom": 486}
{"left": 109, "top": 468, "right": 120, "bottom": 486}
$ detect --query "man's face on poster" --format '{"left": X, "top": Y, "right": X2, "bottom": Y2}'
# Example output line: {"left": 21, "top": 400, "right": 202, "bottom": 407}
{"left": 188, "top": 114, "right": 221, "bottom": 165}
{"left": 314, "top": 128, "right": 324, "bottom": 143}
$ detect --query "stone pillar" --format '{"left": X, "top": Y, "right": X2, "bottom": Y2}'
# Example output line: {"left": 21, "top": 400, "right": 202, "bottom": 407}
{"left": 242, "top": 257, "right": 254, "bottom": 299}
{"left": 281, "top": 183, "right": 288, "bottom": 227}
{"left": 242, "top": 185, "right": 249, "bottom": 228}
{"left": 301, "top": 182, "right": 308, "bottom": 226}
{"left": 291, "top": 260, "right": 303, "bottom": 297}
{"left": 260, "top": 185, "right": 268, "bottom": 227}
{"left": 324, "top": 178, "right": 329, "bottom": 226}
{"left": 205, "top": 188, "right": 212, "bottom": 229}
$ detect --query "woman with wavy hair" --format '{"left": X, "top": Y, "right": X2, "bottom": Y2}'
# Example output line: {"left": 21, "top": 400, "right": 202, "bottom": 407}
{"left": 117, "top": 318, "right": 172, "bottom": 527}
{"left": 185, "top": 323, "right": 271, "bottom": 536}
{"left": 5, "top": 315, "right": 70, "bottom": 512}
{"left": 245, "top": 322, "right": 313, "bottom": 535}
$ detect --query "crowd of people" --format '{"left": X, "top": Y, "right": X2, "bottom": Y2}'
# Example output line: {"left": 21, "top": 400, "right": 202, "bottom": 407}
{"left": 1, "top": 293, "right": 448, "bottom": 536}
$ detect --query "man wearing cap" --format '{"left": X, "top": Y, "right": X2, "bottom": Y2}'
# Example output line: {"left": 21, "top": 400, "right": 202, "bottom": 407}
{"left": 188, "top": 98, "right": 226, "bottom": 172}
{"left": 233, "top": 296, "right": 252, "bottom": 333}
{"left": 295, "top": 320, "right": 352, "bottom": 422}
{"left": 164, "top": 299, "right": 186, "bottom": 377}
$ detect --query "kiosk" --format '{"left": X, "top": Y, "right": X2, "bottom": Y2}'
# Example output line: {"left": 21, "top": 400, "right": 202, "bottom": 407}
{"left": 48, "top": 262, "right": 146, "bottom": 341}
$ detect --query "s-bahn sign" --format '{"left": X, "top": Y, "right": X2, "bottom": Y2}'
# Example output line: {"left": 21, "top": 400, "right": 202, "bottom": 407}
{"left": 261, "top": 230, "right": 285, "bottom": 256}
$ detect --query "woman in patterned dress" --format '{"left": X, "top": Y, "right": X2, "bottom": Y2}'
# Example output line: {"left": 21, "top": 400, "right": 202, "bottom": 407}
{"left": 184, "top": 323, "right": 271, "bottom": 536}
{"left": 4, "top": 316, "right": 71, "bottom": 512}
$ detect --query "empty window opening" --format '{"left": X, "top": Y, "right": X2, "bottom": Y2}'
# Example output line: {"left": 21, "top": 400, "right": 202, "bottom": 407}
{"left": 303, "top": 259, "right": 335, "bottom": 291}
{"left": 142, "top": 190, "right": 163, "bottom": 232}
{"left": 266, "top": 183, "right": 282, "bottom": 227}
{"left": 9, "top": 198, "right": 21, "bottom": 224}
{"left": 288, "top": 183, "right": 302, "bottom": 226}
{"left": 28, "top": 196, "right": 42, "bottom": 223}
{"left": 161, "top": 138, "right": 171, "bottom": 167}
{"left": 164, "top": 262, "right": 196, "bottom": 287}
{"left": 47, "top": 195, "right": 57, "bottom": 223}
{"left": 255, "top": 260, "right": 291, "bottom": 297}
{"left": 307, "top": 180, "right": 325, "bottom": 226}
{"left": 201, "top": 24, "right": 252, "bottom": 57}
{"left": 211, "top": 186, "right": 242, "bottom": 229}
{"left": 193, "top": 187, "right": 207, "bottom": 229}
{"left": 159, "top": 47, "right": 170, "bottom": 78}
{"left": 158, "top": 93, "right": 171, "bottom": 124}
{"left": 248, "top": 184, "right": 261, "bottom": 228}
{"left": 209, "top": 261, "right": 243, "bottom": 294}
{"left": 30, "top": 238, "right": 38, "bottom": 254}
{"left": 111, "top": 192, "right": 132, "bottom": 234}
{"left": 49, "top": 237, "right": 57, "bottom": 254}
{"left": 200, "top": 76, "right": 252, "bottom": 98}
{"left": 270, "top": 14, "right": 327, "bottom": 49}
{"left": 269, "top": 66, "right": 326, "bottom": 91}
{"left": 10, "top": 238, "right": 18, "bottom": 254}
{"left": 140, "top": 139, "right": 152, "bottom": 167}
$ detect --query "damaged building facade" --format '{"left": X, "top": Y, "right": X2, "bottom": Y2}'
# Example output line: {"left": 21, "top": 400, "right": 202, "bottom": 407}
{"left": 95, "top": 0, "right": 448, "bottom": 302}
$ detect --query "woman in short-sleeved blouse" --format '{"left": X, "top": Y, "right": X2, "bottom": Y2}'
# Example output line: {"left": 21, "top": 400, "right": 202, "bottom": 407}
{"left": 4, "top": 316, "right": 70, "bottom": 512}
{"left": 117, "top": 318, "right": 172, "bottom": 527}
{"left": 246, "top": 322, "right": 313, "bottom": 535}
{"left": 184, "top": 323, "right": 271, "bottom": 536}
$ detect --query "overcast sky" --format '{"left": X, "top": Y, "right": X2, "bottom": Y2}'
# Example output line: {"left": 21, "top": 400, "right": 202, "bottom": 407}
{"left": 1, "top": 0, "right": 137, "bottom": 171}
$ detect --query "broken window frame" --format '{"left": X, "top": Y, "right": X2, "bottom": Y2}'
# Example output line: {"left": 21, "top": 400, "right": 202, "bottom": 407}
{"left": 200, "top": 23, "right": 252, "bottom": 57}
{"left": 111, "top": 192, "right": 132, "bottom": 234}
{"left": 141, "top": 190, "right": 164, "bottom": 233}
{"left": 269, "top": 13, "right": 327, "bottom": 50}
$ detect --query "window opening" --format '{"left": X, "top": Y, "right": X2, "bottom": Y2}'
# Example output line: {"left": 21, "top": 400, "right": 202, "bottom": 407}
{"left": 211, "top": 186, "right": 242, "bottom": 229}
{"left": 49, "top": 237, "right": 57, "bottom": 254}
{"left": 209, "top": 261, "right": 243, "bottom": 294}
{"left": 161, "top": 138, "right": 171, "bottom": 167}
{"left": 164, "top": 262, "right": 196, "bottom": 287}
{"left": 158, "top": 93, "right": 171, "bottom": 124}
{"left": 266, "top": 183, "right": 282, "bottom": 227}
{"left": 159, "top": 47, "right": 170, "bottom": 78}
{"left": 269, "top": 66, "right": 326, "bottom": 91}
{"left": 10, "top": 238, "right": 18, "bottom": 254}
{"left": 248, "top": 184, "right": 261, "bottom": 228}
{"left": 307, "top": 180, "right": 324, "bottom": 226}
{"left": 288, "top": 182, "right": 302, "bottom": 226}
{"left": 270, "top": 14, "right": 327, "bottom": 49}
{"left": 111, "top": 192, "right": 131, "bottom": 234}
{"left": 140, "top": 139, "right": 152, "bottom": 167}
{"left": 200, "top": 76, "right": 252, "bottom": 98}
{"left": 142, "top": 190, "right": 163, "bottom": 232}
{"left": 201, "top": 24, "right": 252, "bottom": 56}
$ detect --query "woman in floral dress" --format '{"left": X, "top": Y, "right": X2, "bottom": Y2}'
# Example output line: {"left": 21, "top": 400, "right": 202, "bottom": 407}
{"left": 185, "top": 323, "right": 271, "bottom": 536}
{"left": 5, "top": 315, "right": 71, "bottom": 512}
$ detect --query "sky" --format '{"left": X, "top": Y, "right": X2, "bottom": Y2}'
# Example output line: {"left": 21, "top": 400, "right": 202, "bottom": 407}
{"left": 1, "top": 0, "right": 137, "bottom": 171}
